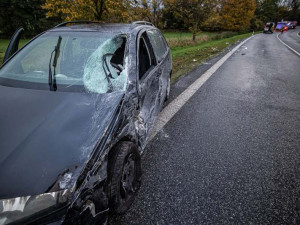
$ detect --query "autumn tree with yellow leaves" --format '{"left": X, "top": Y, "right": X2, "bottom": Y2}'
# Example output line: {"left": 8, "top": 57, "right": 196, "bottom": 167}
{"left": 43, "top": 0, "right": 257, "bottom": 33}
{"left": 221, "top": 0, "right": 256, "bottom": 31}
{"left": 2, "top": 0, "right": 300, "bottom": 38}
{"left": 43, "top": 0, "right": 133, "bottom": 22}
{"left": 43, "top": 0, "right": 163, "bottom": 23}
{"left": 163, "top": 0, "right": 218, "bottom": 40}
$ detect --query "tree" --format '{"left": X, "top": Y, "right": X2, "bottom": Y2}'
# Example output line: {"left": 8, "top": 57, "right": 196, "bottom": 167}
{"left": 255, "top": 0, "right": 280, "bottom": 22}
{"left": 202, "top": 14, "right": 223, "bottom": 31}
{"left": 43, "top": 0, "right": 133, "bottom": 22}
{"left": 162, "top": 0, "right": 186, "bottom": 29}
{"left": 202, "top": 0, "right": 224, "bottom": 31}
{"left": 129, "top": 0, "right": 163, "bottom": 26}
{"left": 151, "top": 0, "right": 164, "bottom": 27}
{"left": 163, "top": 0, "right": 217, "bottom": 40}
{"left": 221, "top": 0, "right": 256, "bottom": 31}
{"left": 128, "top": 0, "right": 152, "bottom": 22}
{"left": 188, "top": 0, "right": 222, "bottom": 39}
{"left": 255, "top": 0, "right": 300, "bottom": 22}
{"left": 289, "top": 0, "right": 300, "bottom": 20}
{"left": 0, "top": 0, "right": 49, "bottom": 37}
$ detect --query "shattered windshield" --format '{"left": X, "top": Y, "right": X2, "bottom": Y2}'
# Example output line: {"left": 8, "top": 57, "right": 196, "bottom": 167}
{"left": 0, "top": 32, "right": 128, "bottom": 93}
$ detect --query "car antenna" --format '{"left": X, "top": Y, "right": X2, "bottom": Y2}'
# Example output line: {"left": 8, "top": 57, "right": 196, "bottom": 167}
{"left": 49, "top": 36, "right": 62, "bottom": 91}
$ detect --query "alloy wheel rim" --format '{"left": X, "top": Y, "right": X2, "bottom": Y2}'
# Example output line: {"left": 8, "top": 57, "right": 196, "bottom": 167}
{"left": 120, "top": 154, "right": 136, "bottom": 199}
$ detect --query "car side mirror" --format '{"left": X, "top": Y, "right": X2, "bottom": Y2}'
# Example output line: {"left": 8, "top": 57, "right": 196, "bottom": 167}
{"left": 3, "top": 27, "right": 24, "bottom": 63}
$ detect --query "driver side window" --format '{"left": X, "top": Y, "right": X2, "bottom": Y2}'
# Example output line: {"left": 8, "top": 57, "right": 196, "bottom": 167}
{"left": 138, "top": 33, "right": 155, "bottom": 80}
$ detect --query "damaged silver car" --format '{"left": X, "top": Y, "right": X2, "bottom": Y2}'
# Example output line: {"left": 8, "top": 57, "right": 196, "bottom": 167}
{"left": 0, "top": 21, "right": 172, "bottom": 224}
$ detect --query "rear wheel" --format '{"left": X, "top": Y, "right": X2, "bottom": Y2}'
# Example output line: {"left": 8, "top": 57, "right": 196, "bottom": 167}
{"left": 107, "top": 142, "right": 141, "bottom": 214}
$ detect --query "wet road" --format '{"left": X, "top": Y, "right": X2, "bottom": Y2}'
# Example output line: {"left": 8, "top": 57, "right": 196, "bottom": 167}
{"left": 110, "top": 29, "right": 300, "bottom": 224}
{"left": 279, "top": 28, "right": 300, "bottom": 54}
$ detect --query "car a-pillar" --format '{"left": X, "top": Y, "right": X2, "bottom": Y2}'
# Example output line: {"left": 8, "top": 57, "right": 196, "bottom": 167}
{"left": 3, "top": 27, "right": 24, "bottom": 63}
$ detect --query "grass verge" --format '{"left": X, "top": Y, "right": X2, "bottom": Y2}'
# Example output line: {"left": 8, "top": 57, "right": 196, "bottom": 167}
{"left": 170, "top": 32, "right": 255, "bottom": 83}
{"left": 163, "top": 31, "right": 238, "bottom": 49}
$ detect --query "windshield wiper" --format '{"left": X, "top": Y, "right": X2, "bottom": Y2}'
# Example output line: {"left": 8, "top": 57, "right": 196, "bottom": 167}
{"left": 49, "top": 36, "right": 62, "bottom": 91}
{"left": 102, "top": 53, "right": 115, "bottom": 92}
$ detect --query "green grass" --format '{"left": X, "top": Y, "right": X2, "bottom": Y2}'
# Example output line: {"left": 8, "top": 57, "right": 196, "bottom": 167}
{"left": 170, "top": 32, "right": 254, "bottom": 83}
{"left": 163, "top": 32, "right": 194, "bottom": 39}
{"left": 163, "top": 31, "right": 233, "bottom": 39}
{"left": 0, "top": 39, "right": 28, "bottom": 64}
{"left": 163, "top": 31, "right": 238, "bottom": 49}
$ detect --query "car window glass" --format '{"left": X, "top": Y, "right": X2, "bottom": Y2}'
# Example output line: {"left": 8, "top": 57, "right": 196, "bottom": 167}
{"left": 147, "top": 30, "right": 168, "bottom": 63}
{"left": 138, "top": 35, "right": 152, "bottom": 79}
{"left": 21, "top": 38, "right": 60, "bottom": 73}
{"left": 0, "top": 32, "right": 128, "bottom": 93}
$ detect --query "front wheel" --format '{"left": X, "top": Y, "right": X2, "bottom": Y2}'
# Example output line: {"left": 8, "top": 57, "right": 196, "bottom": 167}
{"left": 107, "top": 142, "right": 141, "bottom": 214}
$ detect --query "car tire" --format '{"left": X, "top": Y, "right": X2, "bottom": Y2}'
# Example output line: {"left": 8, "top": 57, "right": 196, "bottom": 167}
{"left": 165, "top": 75, "right": 171, "bottom": 102}
{"left": 107, "top": 142, "right": 141, "bottom": 214}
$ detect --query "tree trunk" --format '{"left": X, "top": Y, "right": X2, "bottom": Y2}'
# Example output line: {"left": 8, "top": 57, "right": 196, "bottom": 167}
{"left": 94, "top": 0, "right": 105, "bottom": 21}
{"left": 193, "top": 32, "right": 196, "bottom": 41}
{"left": 192, "top": 20, "right": 198, "bottom": 41}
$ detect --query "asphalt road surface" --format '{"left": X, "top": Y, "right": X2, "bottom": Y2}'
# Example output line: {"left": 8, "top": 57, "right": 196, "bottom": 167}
{"left": 279, "top": 28, "right": 300, "bottom": 54}
{"left": 110, "top": 29, "right": 300, "bottom": 224}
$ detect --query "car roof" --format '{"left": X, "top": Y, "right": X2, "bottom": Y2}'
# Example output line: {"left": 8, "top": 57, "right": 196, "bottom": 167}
{"left": 49, "top": 23, "right": 155, "bottom": 34}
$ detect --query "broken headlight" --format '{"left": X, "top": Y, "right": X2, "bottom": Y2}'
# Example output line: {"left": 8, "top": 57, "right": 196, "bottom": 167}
{"left": 0, "top": 189, "right": 72, "bottom": 224}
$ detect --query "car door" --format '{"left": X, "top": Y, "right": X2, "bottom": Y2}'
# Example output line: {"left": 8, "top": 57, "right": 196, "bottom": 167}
{"left": 136, "top": 31, "right": 162, "bottom": 148}
{"left": 146, "top": 29, "right": 172, "bottom": 104}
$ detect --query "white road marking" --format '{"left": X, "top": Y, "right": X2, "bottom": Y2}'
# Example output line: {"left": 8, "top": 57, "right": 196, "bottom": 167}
{"left": 297, "top": 32, "right": 300, "bottom": 38}
{"left": 277, "top": 33, "right": 300, "bottom": 56}
{"left": 148, "top": 35, "right": 254, "bottom": 142}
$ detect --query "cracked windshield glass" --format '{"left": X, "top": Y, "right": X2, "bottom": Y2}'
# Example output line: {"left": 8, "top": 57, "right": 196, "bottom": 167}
{"left": 0, "top": 32, "right": 128, "bottom": 93}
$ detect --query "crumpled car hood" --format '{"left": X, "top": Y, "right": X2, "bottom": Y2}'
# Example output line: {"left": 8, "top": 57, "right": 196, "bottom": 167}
{"left": 0, "top": 85, "right": 124, "bottom": 199}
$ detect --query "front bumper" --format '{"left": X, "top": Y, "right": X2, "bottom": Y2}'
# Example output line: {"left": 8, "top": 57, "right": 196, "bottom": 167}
{"left": 0, "top": 189, "right": 72, "bottom": 225}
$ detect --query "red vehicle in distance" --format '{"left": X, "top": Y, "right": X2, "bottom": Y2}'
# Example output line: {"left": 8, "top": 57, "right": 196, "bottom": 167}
{"left": 275, "top": 22, "right": 288, "bottom": 32}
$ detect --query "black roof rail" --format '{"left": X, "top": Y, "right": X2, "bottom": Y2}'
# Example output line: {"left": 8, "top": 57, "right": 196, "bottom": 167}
{"left": 132, "top": 21, "right": 155, "bottom": 27}
{"left": 54, "top": 21, "right": 102, "bottom": 28}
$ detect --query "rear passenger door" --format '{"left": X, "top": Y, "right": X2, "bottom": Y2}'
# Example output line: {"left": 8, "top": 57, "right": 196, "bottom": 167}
{"left": 136, "top": 31, "right": 162, "bottom": 148}
{"left": 146, "top": 29, "right": 171, "bottom": 105}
